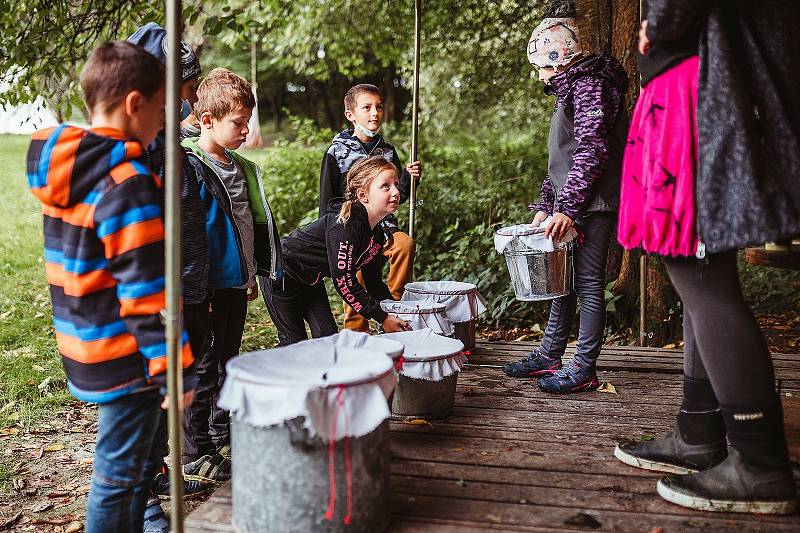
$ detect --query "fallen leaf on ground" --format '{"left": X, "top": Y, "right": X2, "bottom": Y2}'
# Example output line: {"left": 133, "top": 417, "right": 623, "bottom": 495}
{"left": 401, "top": 418, "right": 431, "bottom": 426}
{"left": 597, "top": 382, "right": 617, "bottom": 395}
{"left": 65, "top": 521, "right": 83, "bottom": 533}
{"left": 31, "top": 502, "right": 54, "bottom": 513}
{"left": 43, "top": 444, "right": 64, "bottom": 452}
{"left": 451, "top": 447, "right": 465, "bottom": 452}
{"left": 0, "top": 427, "right": 20, "bottom": 435}
{"left": 80, "top": 458, "right": 93, "bottom": 465}
{"left": 455, "top": 479, "right": 467, "bottom": 487}
{"left": 662, "top": 343, "right": 676, "bottom": 349}
{"left": 32, "top": 364, "right": 46, "bottom": 372}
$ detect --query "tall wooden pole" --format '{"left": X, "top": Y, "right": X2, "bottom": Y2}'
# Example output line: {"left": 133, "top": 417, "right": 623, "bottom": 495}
{"left": 165, "top": 0, "right": 186, "bottom": 530}
{"left": 408, "top": 0, "right": 421, "bottom": 243}
{"left": 637, "top": 0, "right": 648, "bottom": 347}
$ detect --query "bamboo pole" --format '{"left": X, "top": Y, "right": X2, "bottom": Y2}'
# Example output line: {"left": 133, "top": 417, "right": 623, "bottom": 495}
{"left": 408, "top": 0, "right": 421, "bottom": 244}
{"left": 165, "top": 0, "right": 186, "bottom": 531}
{"left": 637, "top": 0, "right": 648, "bottom": 348}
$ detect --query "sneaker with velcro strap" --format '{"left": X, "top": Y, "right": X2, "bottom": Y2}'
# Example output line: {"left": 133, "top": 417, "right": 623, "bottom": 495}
{"left": 183, "top": 452, "right": 232, "bottom": 485}
{"left": 502, "top": 349, "right": 562, "bottom": 378}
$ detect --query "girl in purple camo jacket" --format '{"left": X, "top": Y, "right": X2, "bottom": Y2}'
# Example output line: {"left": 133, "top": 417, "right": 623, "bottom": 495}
{"left": 503, "top": 2, "right": 629, "bottom": 394}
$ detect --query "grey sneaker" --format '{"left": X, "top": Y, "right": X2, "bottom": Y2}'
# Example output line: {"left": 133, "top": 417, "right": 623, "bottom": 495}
{"left": 657, "top": 448, "right": 797, "bottom": 514}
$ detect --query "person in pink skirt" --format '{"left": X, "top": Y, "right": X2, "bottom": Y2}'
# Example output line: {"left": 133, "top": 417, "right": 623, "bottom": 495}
{"left": 614, "top": 0, "right": 799, "bottom": 514}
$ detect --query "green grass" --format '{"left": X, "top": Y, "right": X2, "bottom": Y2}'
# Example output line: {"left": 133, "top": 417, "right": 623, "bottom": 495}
{"left": 0, "top": 134, "right": 70, "bottom": 428}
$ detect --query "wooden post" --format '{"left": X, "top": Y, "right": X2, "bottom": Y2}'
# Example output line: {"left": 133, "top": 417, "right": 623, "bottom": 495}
{"left": 165, "top": 0, "right": 186, "bottom": 531}
{"left": 409, "top": 0, "right": 421, "bottom": 242}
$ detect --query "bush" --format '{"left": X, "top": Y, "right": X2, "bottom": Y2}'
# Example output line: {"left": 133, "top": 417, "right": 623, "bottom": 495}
{"left": 246, "top": 125, "right": 556, "bottom": 328}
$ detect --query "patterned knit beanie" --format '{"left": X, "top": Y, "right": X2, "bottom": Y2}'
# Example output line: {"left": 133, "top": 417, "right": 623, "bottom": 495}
{"left": 527, "top": 18, "right": 583, "bottom": 68}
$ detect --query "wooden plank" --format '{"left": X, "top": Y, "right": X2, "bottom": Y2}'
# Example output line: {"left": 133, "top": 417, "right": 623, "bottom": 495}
{"left": 389, "top": 459, "right": 661, "bottom": 494}
{"left": 391, "top": 475, "right": 794, "bottom": 524}
{"left": 389, "top": 432, "right": 666, "bottom": 477}
{"left": 745, "top": 246, "right": 800, "bottom": 270}
{"left": 475, "top": 341, "right": 800, "bottom": 362}
{"left": 390, "top": 493, "right": 799, "bottom": 532}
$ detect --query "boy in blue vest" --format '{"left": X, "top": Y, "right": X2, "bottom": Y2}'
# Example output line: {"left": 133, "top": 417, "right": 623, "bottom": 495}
{"left": 181, "top": 68, "right": 283, "bottom": 483}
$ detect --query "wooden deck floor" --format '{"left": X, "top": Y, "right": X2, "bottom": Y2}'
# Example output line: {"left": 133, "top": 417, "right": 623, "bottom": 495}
{"left": 187, "top": 340, "right": 800, "bottom": 532}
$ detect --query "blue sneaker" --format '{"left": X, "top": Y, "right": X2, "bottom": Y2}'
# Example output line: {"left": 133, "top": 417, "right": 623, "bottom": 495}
{"left": 502, "top": 349, "right": 562, "bottom": 378}
{"left": 143, "top": 497, "right": 170, "bottom": 533}
{"left": 537, "top": 362, "right": 600, "bottom": 393}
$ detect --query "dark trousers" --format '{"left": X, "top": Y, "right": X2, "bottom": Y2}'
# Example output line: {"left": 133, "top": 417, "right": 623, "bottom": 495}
{"left": 182, "top": 289, "right": 246, "bottom": 462}
{"left": 539, "top": 212, "right": 616, "bottom": 368}
{"left": 260, "top": 275, "right": 338, "bottom": 346}
{"left": 663, "top": 250, "right": 777, "bottom": 407}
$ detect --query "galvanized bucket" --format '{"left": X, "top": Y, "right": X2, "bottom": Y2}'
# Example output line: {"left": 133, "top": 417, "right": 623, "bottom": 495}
{"left": 503, "top": 244, "right": 574, "bottom": 301}
{"left": 231, "top": 418, "right": 390, "bottom": 533}
{"left": 392, "top": 373, "right": 458, "bottom": 419}
{"left": 380, "top": 330, "right": 465, "bottom": 420}
{"left": 401, "top": 281, "right": 485, "bottom": 352}
{"left": 497, "top": 226, "right": 574, "bottom": 301}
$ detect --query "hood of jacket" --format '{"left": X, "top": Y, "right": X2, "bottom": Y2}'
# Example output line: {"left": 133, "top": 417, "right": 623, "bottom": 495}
{"left": 27, "top": 125, "right": 147, "bottom": 208}
{"left": 546, "top": 53, "right": 629, "bottom": 100}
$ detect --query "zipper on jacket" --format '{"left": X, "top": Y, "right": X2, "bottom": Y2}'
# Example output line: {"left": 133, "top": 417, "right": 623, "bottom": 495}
{"left": 252, "top": 165, "right": 281, "bottom": 280}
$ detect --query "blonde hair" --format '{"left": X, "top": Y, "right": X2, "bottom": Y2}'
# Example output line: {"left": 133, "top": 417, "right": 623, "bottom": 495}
{"left": 337, "top": 156, "right": 398, "bottom": 224}
{"left": 194, "top": 67, "right": 255, "bottom": 120}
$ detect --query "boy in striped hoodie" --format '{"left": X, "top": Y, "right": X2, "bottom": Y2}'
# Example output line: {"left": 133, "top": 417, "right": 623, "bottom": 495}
{"left": 26, "top": 41, "right": 195, "bottom": 533}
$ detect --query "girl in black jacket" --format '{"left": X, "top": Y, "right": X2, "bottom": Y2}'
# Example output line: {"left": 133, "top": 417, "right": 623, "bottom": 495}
{"left": 261, "top": 156, "right": 410, "bottom": 345}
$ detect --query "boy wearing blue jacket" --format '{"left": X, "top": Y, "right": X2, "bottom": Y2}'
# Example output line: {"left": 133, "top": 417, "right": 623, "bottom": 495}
{"left": 181, "top": 68, "right": 282, "bottom": 482}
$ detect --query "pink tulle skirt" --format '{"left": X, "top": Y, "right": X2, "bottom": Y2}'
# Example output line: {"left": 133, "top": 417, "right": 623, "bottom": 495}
{"left": 617, "top": 55, "right": 699, "bottom": 257}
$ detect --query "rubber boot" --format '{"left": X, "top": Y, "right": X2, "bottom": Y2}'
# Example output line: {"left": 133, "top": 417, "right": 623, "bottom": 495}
{"left": 657, "top": 400, "right": 797, "bottom": 514}
{"left": 615, "top": 377, "right": 726, "bottom": 474}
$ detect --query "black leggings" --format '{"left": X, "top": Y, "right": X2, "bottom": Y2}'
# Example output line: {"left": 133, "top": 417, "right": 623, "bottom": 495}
{"left": 260, "top": 275, "right": 338, "bottom": 346}
{"left": 663, "top": 250, "right": 777, "bottom": 408}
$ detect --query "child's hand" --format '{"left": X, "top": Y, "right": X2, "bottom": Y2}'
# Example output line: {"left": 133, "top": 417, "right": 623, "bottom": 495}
{"left": 247, "top": 283, "right": 259, "bottom": 302}
{"left": 545, "top": 212, "right": 574, "bottom": 242}
{"left": 382, "top": 315, "right": 411, "bottom": 333}
{"left": 638, "top": 20, "right": 651, "bottom": 55}
{"left": 161, "top": 390, "right": 195, "bottom": 410}
{"left": 406, "top": 161, "right": 423, "bottom": 180}
{"left": 531, "top": 210, "right": 549, "bottom": 228}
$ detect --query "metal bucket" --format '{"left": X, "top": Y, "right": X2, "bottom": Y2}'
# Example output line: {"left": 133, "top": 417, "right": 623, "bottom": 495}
{"left": 503, "top": 242, "right": 573, "bottom": 301}
{"left": 453, "top": 320, "right": 476, "bottom": 352}
{"left": 231, "top": 418, "right": 391, "bottom": 533}
{"left": 391, "top": 372, "right": 458, "bottom": 419}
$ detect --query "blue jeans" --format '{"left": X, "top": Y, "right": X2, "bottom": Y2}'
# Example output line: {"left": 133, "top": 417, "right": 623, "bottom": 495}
{"left": 86, "top": 389, "right": 166, "bottom": 533}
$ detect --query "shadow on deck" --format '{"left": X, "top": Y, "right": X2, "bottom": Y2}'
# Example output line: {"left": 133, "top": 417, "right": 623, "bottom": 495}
{"left": 187, "top": 340, "right": 800, "bottom": 532}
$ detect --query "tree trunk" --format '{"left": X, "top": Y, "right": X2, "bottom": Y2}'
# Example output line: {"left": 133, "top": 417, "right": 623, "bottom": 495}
{"left": 577, "top": 0, "right": 681, "bottom": 347}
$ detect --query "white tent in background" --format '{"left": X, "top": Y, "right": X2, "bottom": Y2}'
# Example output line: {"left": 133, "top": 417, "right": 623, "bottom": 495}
{"left": 244, "top": 38, "right": 262, "bottom": 148}
{"left": 0, "top": 96, "right": 58, "bottom": 134}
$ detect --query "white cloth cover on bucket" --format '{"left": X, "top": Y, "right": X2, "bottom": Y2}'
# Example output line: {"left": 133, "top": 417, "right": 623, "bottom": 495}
{"left": 310, "top": 329, "right": 405, "bottom": 360}
{"left": 494, "top": 217, "right": 578, "bottom": 254}
{"left": 217, "top": 345, "right": 396, "bottom": 441}
{"left": 381, "top": 329, "right": 466, "bottom": 382}
{"left": 380, "top": 300, "right": 454, "bottom": 336}
{"left": 401, "top": 281, "right": 487, "bottom": 323}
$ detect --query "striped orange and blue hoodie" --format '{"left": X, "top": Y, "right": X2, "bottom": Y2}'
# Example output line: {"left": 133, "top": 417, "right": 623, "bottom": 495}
{"left": 26, "top": 125, "right": 195, "bottom": 403}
